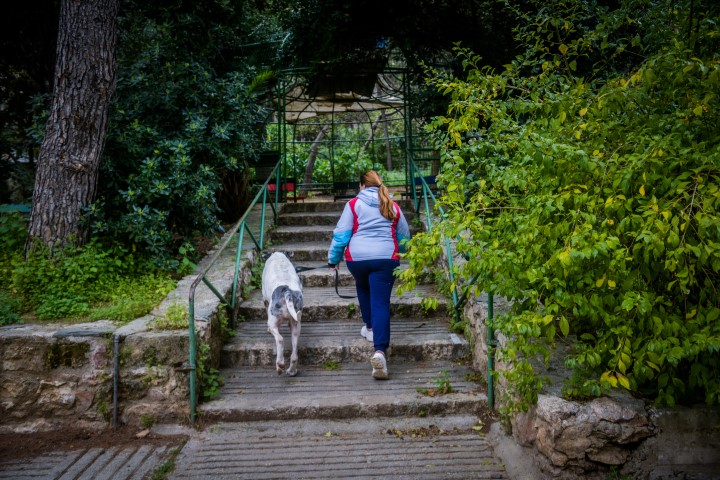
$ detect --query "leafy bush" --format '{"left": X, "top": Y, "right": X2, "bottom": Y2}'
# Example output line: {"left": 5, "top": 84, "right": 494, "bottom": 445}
{"left": 11, "top": 240, "right": 175, "bottom": 322}
{"left": 0, "top": 212, "right": 27, "bottom": 324}
{"left": 0, "top": 291, "right": 22, "bottom": 326}
{"left": 151, "top": 303, "right": 189, "bottom": 330}
{"left": 401, "top": 0, "right": 720, "bottom": 410}
{"left": 86, "top": 1, "right": 282, "bottom": 261}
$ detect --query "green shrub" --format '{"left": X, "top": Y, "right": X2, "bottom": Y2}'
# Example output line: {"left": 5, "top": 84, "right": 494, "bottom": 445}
{"left": 10, "top": 240, "right": 176, "bottom": 322}
{"left": 151, "top": 303, "right": 189, "bottom": 330}
{"left": 401, "top": 0, "right": 720, "bottom": 410}
{"left": 88, "top": 2, "right": 280, "bottom": 261}
{"left": 0, "top": 291, "right": 22, "bottom": 325}
{"left": 0, "top": 212, "right": 27, "bottom": 256}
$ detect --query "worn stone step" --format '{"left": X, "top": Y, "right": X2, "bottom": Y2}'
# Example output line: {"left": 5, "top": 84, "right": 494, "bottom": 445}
{"left": 290, "top": 261, "right": 419, "bottom": 289}
{"left": 199, "top": 359, "right": 487, "bottom": 423}
{"left": 265, "top": 241, "right": 332, "bottom": 261}
{"left": 171, "top": 416, "right": 507, "bottom": 480}
{"left": 280, "top": 199, "right": 416, "bottom": 214}
{"left": 278, "top": 211, "right": 348, "bottom": 226}
{"left": 237, "top": 284, "right": 447, "bottom": 323}
{"left": 277, "top": 208, "right": 418, "bottom": 227}
{"left": 269, "top": 224, "right": 424, "bottom": 245}
{"left": 220, "top": 319, "right": 468, "bottom": 368}
{"left": 296, "top": 261, "right": 355, "bottom": 287}
{"left": 270, "top": 224, "right": 336, "bottom": 243}
{"left": 280, "top": 201, "right": 346, "bottom": 213}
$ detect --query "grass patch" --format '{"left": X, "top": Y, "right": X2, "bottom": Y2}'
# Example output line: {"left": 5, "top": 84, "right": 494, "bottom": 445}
{"left": 151, "top": 303, "right": 189, "bottom": 330}
{"left": 149, "top": 447, "right": 181, "bottom": 480}
{"left": 322, "top": 359, "right": 341, "bottom": 371}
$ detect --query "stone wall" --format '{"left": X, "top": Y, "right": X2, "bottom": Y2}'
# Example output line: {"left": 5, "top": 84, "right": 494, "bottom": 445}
{"left": 0, "top": 232, "right": 259, "bottom": 433}
{"left": 464, "top": 295, "right": 720, "bottom": 479}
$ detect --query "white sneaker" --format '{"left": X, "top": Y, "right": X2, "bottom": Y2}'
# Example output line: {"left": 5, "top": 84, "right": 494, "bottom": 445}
{"left": 371, "top": 351, "right": 388, "bottom": 380}
{"left": 360, "top": 325, "right": 374, "bottom": 342}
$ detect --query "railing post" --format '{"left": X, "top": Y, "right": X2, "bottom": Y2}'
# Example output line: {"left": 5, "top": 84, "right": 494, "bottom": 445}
{"left": 188, "top": 298, "right": 198, "bottom": 422}
{"left": 186, "top": 159, "right": 281, "bottom": 423}
{"left": 487, "top": 293, "right": 495, "bottom": 411}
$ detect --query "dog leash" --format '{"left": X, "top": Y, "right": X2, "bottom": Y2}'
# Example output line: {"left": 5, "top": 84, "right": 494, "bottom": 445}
{"left": 294, "top": 265, "right": 356, "bottom": 299}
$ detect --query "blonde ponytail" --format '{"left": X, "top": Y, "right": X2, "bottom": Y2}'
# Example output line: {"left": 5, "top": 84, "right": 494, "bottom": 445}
{"left": 360, "top": 170, "right": 396, "bottom": 221}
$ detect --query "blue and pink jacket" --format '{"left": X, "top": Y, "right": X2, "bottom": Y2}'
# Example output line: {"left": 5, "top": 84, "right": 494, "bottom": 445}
{"left": 328, "top": 187, "right": 411, "bottom": 265}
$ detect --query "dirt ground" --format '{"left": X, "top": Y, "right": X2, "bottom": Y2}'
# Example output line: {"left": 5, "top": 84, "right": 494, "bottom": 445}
{"left": 0, "top": 425, "right": 188, "bottom": 464}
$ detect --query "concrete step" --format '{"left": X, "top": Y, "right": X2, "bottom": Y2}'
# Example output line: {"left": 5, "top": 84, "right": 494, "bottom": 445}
{"left": 269, "top": 224, "right": 424, "bottom": 244}
{"left": 278, "top": 211, "right": 350, "bottom": 226}
{"left": 265, "top": 241, "right": 332, "bottom": 261}
{"left": 271, "top": 224, "right": 336, "bottom": 243}
{"left": 295, "top": 261, "right": 355, "bottom": 287}
{"left": 237, "top": 284, "right": 447, "bottom": 323}
{"left": 199, "top": 359, "right": 487, "bottom": 423}
{"left": 220, "top": 319, "right": 468, "bottom": 368}
{"left": 277, "top": 209, "right": 418, "bottom": 227}
{"left": 280, "top": 199, "right": 416, "bottom": 214}
{"left": 280, "top": 201, "right": 346, "bottom": 213}
{"left": 287, "top": 261, "right": 417, "bottom": 289}
{"left": 171, "top": 416, "right": 507, "bottom": 480}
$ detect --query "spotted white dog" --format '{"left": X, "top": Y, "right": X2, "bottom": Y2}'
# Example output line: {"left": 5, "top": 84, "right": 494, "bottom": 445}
{"left": 261, "top": 252, "right": 304, "bottom": 376}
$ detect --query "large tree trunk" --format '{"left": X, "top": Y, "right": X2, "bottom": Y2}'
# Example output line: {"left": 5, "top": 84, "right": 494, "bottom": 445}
{"left": 302, "top": 124, "right": 329, "bottom": 192}
{"left": 26, "top": 0, "right": 119, "bottom": 253}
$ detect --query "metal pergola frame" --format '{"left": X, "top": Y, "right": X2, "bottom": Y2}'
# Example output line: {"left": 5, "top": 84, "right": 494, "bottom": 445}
{"left": 269, "top": 65, "right": 438, "bottom": 197}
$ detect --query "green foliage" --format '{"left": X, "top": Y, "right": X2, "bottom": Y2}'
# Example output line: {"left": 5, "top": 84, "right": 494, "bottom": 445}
{"left": 417, "top": 370, "right": 453, "bottom": 396}
{"left": 0, "top": 291, "right": 22, "bottom": 326}
{"left": 0, "top": 212, "right": 27, "bottom": 255}
{"left": 197, "top": 342, "right": 223, "bottom": 401}
{"left": 268, "top": 110, "right": 408, "bottom": 188}
{"left": 149, "top": 448, "right": 181, "bottom": 480}
{"left": 10, "top": 239, "right": 174, "bottom": 322}
{"left": 88, "top": 1, "right": 283, "bottom": 261}
{"left": 140, "top": 414, "right": 156, "bottom": 429}
{"left": 0, "top": 212, "right": 26, "bottom": 324}
{"left": 401, "top": 0, "right": 720, "bottom": 409}
{"left": 433, "top": 370, "right": 453, "bottom": 394}
{"left": 152, "top": 303, "right": 189, "bottom": 330}
{"left": 322, "top": 359, "right": 341, "bottom": 371}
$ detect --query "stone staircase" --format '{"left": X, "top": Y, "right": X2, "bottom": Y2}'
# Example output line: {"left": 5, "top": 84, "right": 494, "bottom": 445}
{"left": 185, "top": 200, "right": 508, "bottom": 479}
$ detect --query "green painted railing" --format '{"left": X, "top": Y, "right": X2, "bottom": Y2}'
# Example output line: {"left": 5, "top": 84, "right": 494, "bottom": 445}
{"left": 407, "top": 158, "right": 496, "bottom": 410}
{"left": 187, "top": 159, "right": 283, "bottom": 421}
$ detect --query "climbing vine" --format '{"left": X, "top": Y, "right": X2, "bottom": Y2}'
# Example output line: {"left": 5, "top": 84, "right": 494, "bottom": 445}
{"left": 400, "top": 0, "right": 720, "bottom": 409}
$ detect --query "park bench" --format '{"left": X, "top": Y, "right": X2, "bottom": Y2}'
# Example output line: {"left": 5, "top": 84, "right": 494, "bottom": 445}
{"left": 267, "top": 178, "right": 305, "bottom": 203}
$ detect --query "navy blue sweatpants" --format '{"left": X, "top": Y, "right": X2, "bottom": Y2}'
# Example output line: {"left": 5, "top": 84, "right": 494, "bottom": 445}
{"left": 346, "top": 259, "right": 399, "bottom": 354}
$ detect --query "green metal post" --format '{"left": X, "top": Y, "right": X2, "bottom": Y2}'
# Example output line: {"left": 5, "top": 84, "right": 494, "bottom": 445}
{"left": 260, "top": 188, "right": 268, "bottom": 248}
{"left": 188, "top": 299, "right": 197, "bottom": 421}
{"left": 231, "top": 222, "right": 247, "bottom": 310}
{"left": 487, "top": 293, "right": 495, "bottom": 410}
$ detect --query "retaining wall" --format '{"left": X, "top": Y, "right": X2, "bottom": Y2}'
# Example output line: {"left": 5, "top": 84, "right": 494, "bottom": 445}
{"left": 0, "top": 233, "right": 258, "bottom": 433}
{"left": 465, "top": 295, "right": 720, "bottom": 479}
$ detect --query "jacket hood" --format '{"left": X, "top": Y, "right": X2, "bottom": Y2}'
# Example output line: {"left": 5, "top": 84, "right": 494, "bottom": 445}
{"left": 357, "top": 187, "right": 380, "bottom": 207}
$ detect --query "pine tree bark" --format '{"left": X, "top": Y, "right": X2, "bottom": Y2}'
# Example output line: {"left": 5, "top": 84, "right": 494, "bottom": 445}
{"left": 26, "top": 0, "right": 119, "bottom": 253}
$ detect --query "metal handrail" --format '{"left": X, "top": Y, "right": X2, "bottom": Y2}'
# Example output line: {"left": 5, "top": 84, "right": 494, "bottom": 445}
{"left": 407, "top": 156, "right": 496, "bottom": 409}
{"left": 187, "top": 159, "right": 282, "bottom": 421}
{"left": 407, "top": 158, "right": 459, "bottom": 323}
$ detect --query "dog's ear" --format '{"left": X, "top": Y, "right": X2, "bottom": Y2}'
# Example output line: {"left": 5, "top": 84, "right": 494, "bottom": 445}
{"left": 283, "top": 251, "right": 294, "bottom": 259}
{"left": 261, "top": 252, "right": 272, "bottom": 261}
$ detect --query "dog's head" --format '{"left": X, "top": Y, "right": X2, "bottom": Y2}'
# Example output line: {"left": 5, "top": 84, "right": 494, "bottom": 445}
{"left": 261, "top": 251, "right": 294, "bottom": 262}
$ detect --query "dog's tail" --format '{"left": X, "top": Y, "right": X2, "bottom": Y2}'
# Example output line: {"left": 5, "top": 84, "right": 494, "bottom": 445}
{"left": 284, "top": 289, "right": 302, "bottom": 322}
